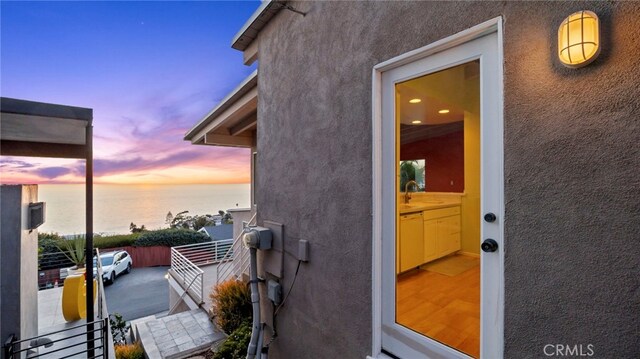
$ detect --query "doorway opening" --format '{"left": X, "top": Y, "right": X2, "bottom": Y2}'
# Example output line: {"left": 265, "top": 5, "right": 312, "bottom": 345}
{"left": 395, "top": 60, "right": 480, "bottom": 358}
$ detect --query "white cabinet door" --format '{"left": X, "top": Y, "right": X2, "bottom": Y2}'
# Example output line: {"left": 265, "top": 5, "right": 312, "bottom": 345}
{"left": 400, "top": 213, "right": 424, "bottom": 272}
{"left": 438, "top": 215, "right": 461, "bottom": 254}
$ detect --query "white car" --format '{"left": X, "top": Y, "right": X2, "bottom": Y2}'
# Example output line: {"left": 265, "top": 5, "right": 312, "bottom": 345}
{"left": 93, "top": 250, "right": 133, "bottom": 284}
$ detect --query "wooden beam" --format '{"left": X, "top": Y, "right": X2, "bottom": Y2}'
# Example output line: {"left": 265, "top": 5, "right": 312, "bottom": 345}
{"left": 204, "top": 133, "right": 254, "bottom": 148}
{"left": 1, "top": 112, "right": 86, "bottom": 145}
{"left": 0, "top": 140, "right": 86, "bottom": 159}
{"left": 243, "top": 40, "right": 258, "bottom": 65}
{"left": 1, "top": 97, "right": 92, "bottom": 122}
{"left": 230, "top": 114, "right": 257, "bottom": 136}
{"left": 190, "top": 89, "right": 257, "bottom": 143}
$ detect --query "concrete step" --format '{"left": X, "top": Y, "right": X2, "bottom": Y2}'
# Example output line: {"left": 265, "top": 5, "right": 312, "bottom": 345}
{"left": 137, "top": 308, "right": 225, "bottom": 359}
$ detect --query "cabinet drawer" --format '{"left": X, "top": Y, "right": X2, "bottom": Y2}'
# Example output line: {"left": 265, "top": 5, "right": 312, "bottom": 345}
{"left": 423, "top": 206, "right": 460, "bottom": 220}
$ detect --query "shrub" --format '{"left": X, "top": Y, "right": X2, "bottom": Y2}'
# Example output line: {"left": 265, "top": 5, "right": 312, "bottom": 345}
{"left": 39, "top": 232, "right": 65, "bottom": 254}
{"left": 109, "top": 313, "right": 129, "bottom": 345}
{"left": 210, "top": 279, "right": 252, "bottom": 334}
{"left": 213, "top": 321, "right": 251, "bottom": 359}
{"left": 57, "top": 235, "right": 86, "bottom": 268}
{"left": 115, "top": 342, "right": 144, "bottom": 359}
{"left": 94, "top": 233, "right": 140, "bottom": 249}
{"left": 134, "top": 228, "right": 208, "bottom": 247}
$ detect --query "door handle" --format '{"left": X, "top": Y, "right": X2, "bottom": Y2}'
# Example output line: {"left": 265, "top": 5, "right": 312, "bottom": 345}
{"left": 484, "top": 212, "right": 497, "bottom": 222}
{"left": 481, "top": 238, "right": 498, "bottom": 253}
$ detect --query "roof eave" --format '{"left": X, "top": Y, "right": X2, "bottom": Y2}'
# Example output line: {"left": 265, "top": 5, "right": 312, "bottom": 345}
{"left": 184, "top": 70, "right": 258, "bottom": 142}
{"left": 231, "top": 0, "right": 284, "bottom": 52}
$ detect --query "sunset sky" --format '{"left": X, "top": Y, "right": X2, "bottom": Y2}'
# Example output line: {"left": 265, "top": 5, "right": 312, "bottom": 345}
{"left": 0, "top": 1, "right": 258, "bottom": 184}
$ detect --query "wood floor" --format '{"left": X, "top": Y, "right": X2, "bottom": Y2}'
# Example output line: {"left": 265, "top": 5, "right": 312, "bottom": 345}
{"left": 396, "top": 260, "right": 480, "bottom": 358}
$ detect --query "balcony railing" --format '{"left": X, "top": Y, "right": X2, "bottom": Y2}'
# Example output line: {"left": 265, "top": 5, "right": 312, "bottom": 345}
{"left": 4, "top": 248, "right": 113, "bottom": 359}
{"left": 3, "top": 319, "right": 109, "bottom": 359}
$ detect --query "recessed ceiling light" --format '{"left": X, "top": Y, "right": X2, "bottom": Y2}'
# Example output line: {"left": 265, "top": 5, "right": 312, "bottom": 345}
{"left": 411, "top": 120, "right": 422, "bottom": 124}
{"left": 438, "top": 109, "right": 450, "bottom": 114}
{"left": 409, "top": 99, "right": 422, "bottom": 104}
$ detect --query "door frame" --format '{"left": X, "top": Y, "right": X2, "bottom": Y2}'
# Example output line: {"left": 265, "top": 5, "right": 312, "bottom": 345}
{"left": 370, "top": 17, "right": 504, "bottom": 359}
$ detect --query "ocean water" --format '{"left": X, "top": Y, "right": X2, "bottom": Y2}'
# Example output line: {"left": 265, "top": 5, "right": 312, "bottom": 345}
{"left": 37, "top": 184, "right": 250, "bottom": 235}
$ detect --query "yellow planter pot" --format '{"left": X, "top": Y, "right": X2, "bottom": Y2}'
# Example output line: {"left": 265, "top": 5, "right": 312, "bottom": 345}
{"left": 62, "top": 273, "right": 97, "bottom": 321}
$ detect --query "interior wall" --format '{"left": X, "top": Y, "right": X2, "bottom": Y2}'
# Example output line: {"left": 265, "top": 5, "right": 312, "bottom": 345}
{"left": 400, "top": 130, "right": 464, "bottom": 192}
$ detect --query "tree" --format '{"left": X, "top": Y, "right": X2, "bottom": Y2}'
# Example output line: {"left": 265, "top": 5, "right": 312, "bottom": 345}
{"left": 130, "top": 222, "right": 147, "bottom": 233}
{"left": 400, "top": 160, "right": 418, "bottom": 192}
{"left": 193, "top": 216, "right": 214, "bottom": 231}
{"left": 165, "top": 211, "right": 173, "bottom": 225}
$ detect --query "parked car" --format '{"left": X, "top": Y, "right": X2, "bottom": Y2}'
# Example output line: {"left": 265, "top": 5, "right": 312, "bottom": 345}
{"left": 93, "top": 250, "right": 133, "bottom": 284}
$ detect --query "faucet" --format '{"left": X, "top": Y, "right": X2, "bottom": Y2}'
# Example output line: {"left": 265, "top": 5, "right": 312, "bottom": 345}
{"left": 404, "top": 180, "right": 418, "bottom": 204}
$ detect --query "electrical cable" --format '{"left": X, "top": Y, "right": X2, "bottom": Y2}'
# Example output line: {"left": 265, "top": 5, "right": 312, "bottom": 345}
{"left": 263, "top": 259, "right": 302, "bottom": 351}
{"left": 274, "top": 259, "right": 301, "bottom": 317}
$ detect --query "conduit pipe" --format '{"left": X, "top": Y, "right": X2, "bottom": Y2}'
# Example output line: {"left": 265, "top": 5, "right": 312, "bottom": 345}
{"left": 246, "top": 246, "right": 261, "bottom": 359}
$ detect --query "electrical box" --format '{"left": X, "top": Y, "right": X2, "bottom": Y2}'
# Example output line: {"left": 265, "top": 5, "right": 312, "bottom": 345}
{"left": 28, "top": 202, "right": 46, "bottom": 230}
{"left": 242, "top": 226, "right": 272, "bottom": 250}
{"left": 298, "top": 239, "right": 309, "bottom": 262}
{"left": 267, "top": 280, "right": 282, "bottom": 305}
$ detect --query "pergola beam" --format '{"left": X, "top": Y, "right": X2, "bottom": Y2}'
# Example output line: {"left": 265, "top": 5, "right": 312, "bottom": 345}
{"left": 0, "top": 97, "right": 95, "bottom": 355}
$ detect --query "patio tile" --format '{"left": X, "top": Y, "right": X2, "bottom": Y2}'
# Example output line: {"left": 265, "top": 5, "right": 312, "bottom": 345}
{"left": 157, "top": 338, "right": 178, "bottom": 351}
{"left": 174, "top": 335, "right": 192, "bottom": 345}
{"left": 178, "top": 340, "right": 197, "bottom": 352}
{"left": 188, "top": 329, "right": 206, "bottom": 340}
{"left": 161, "top": 345, "right": 179, "bottom": 357}
{"left": 153, "top": 333, "right": 173, "bottom": 345}
{"left": 151, "top": 328, "right": 170, "bottom": 338}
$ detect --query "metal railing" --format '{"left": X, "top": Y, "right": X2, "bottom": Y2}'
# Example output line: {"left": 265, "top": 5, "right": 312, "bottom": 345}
{"left": 169, "top": 213, "right": 256, "bottom": 306}
{"left": 215, "top": 213, "right": 256, "bottom": 285}
{"left": 170, "top": 247, "right": 205, "bottom": 305}
{"left": 38, "top": 252, "right": 74, "bottom": 289}
{"left": 4, "top": 319, "right": 109, "bottom": 359}
{"left": 173, "top": 239, "right": 234, "bottom": 266}
{"left": 94, "top": 249, "right": 108, "bottom": 321}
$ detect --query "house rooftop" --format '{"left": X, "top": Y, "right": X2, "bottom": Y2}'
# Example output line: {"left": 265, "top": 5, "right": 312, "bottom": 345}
{"left": 199, "top": 224, "right": 234, "bottom": 241}
{"left": 184, "top": 70, "right": 257, "bottom": 148}
{"left": 231, "top": 0, "right": 284, "bottom": 52}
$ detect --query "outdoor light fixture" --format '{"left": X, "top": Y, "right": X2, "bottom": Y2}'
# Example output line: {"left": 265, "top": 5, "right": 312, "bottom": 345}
{"left": 409, "top": 98, "right": 422, "bottom": 104}
{"left": 412, "top": 120, "right": 422, "bottom": 124}
{"left": 438, "top": 109, "right": 450, "bottom": 114}
{"left": 558, "top": 10, "right": 600, "bottom": 68}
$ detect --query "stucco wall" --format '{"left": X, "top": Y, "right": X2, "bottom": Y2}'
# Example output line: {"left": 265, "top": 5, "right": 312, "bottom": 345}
{"left": 1, "top": 185, "right": 39, "bottom": 348}
{"left": 255, "top": 1, "right": 640, "bottom": 358}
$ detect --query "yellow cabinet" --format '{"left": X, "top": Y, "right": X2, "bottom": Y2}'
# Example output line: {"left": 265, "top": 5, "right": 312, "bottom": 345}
{"left": 423, "top": 206, "right": 461, "bottom": 263}
{"left": 400, "top": 212, "right": 424, "bottom": 272}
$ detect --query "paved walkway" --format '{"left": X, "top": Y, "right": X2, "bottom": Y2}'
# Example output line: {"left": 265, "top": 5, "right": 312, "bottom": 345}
{"left": 136, "top": 309, "right": 225, "bottom": 358}
{"left": 36, "top": 287, "right": 114, "bottom": 359}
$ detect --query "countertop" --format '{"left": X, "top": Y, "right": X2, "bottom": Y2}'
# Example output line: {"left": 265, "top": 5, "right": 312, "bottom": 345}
{"left": 398, "top": 201, "right": 460, "bottom": 214}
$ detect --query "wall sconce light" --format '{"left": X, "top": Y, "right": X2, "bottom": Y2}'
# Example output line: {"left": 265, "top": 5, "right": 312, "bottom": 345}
{"left": 558, "top": 10, "right": 600, "bottom": 68}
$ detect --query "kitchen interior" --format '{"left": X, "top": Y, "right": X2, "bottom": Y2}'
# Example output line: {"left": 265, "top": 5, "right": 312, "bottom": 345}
{"left": 395, "top": 60, "right": 480, "bottom": 358}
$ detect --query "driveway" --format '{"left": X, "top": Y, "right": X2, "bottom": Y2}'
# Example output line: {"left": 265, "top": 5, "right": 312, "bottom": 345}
{"left": 104, "top": 266, "right": 169, "bottom": 321}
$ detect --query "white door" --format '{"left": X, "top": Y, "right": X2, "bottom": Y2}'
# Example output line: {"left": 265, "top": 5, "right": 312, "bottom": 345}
{"left": 377, "top": 29, "right": 503, "bottom": 358}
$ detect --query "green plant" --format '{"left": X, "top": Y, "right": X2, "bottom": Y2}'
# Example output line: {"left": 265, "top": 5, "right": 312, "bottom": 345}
{"left": 213, "top": 321, "right": 251, "bottom": 359}
{"left": 400, "top": 160, "right": 418, "bottom": 192}
{"left": 94, "top": 233, "right": 141, "bottom": 249}
{"left": 114, "top": 342, "right": 144, "bottom": 359}
{"left": 57, "top": 235, "right": 86, "bottom": 268}
{"left": 210, "top": 279, "right": 252, "bottom": 334}
{"left": 109, "top": 313, "right": 130, "bottom": 345}
{"left": 134, "top": 228, "right": 208, "bottom": 247}
{"left": 39, "top": 232, "right": 65, "bottom": 254}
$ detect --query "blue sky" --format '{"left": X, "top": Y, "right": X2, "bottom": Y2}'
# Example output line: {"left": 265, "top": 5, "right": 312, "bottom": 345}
{"left": 1, "top": 1, "right": 258, "bottom": 184}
